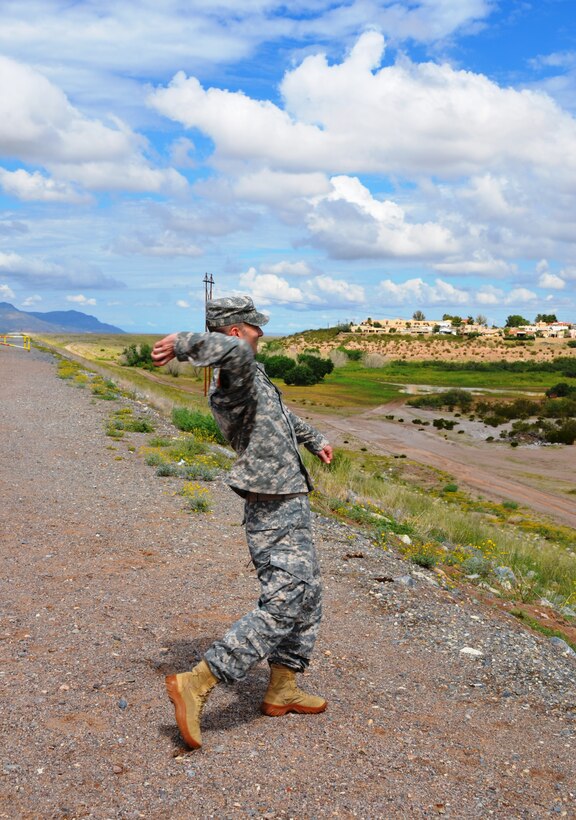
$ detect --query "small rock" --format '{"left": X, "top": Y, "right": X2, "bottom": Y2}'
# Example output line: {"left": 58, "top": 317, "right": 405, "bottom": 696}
{"left": 118, "top": 697, "right": 128, "bottom": 710}
{"left": 494, "top": 566, "right": 517, "bottom": 584}
{"left": 399, "top": 534, "right": 412, "bottom": 545}
{"left": 394, "top": 575, "right": 416, "bottom": 588}
{"left": 549, "top": 637, "right": 576, "bottom": 657}
{"left": 460, "top": 647, "right": 483, "bottom": 657}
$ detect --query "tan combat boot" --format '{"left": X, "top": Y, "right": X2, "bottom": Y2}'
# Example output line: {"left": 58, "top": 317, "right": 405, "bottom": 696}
{"left": 260, "top": 663, "right": 327, "bottom": 717}
{"left": 165, "top": 659, "right": 218, "bottom": 749}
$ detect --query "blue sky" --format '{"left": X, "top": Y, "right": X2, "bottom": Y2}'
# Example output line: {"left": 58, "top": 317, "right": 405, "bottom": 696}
{"left": 0, "top": 0, "right": 575, "bottom": 333}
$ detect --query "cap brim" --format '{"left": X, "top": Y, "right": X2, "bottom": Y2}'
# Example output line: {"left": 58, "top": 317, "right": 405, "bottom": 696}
{"left": 245, "top": 310, "right": 269, "bottom": 327}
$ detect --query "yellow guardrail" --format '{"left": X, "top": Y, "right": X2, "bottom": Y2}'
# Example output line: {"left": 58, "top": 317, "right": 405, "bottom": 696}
{"left": 0, "top": 334, "right": 31, "bottom": 351}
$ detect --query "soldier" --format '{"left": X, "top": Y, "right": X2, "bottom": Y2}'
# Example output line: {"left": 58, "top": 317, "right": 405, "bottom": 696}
{"left": 151, "top": 296, "right": 333, "bottom": 750}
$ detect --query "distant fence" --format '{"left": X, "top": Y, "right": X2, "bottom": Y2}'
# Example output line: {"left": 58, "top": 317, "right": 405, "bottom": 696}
{"left": 0, "top": 334, "right": 31, "bottom": 351}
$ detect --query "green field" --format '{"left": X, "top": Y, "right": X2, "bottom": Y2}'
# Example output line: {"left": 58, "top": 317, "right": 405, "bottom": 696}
{"left": 35, "top": 333, "right": 572, "bottom": 414}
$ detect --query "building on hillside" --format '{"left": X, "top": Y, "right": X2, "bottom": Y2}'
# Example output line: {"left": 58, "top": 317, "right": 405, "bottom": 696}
{"left": 349, "top": 318, "right": 497, "bottom": 336}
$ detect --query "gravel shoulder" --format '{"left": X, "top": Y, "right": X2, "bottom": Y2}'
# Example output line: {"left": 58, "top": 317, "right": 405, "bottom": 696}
{"left": 1, "top": 346, "right": 575, "bottom": 819}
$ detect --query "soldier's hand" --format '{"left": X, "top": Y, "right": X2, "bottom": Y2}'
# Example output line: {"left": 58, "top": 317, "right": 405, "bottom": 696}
{"left": 316, "top": 444, "right": 333, "bottom": 464}
{"left": 151, "top": 333, "right": 178, "bottom": 366}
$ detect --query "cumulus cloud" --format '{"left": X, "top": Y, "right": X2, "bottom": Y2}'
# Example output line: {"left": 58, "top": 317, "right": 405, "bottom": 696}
{"left": 232, "top": 169, "right": 330, "bottom": 207}
{"left": 238, "top": 267, "right": 365, "bottom": 308}
{"left": 377, "top": 276, "right": 468, "bottom": 306}
{"left": 239, "top": 267, "right": 306, "bottom": 306}
{"left": 433, "top": 251, "right": 516, "bottom": 277}
{"left": 306, "top": 175, "right": 457, "bottom": 259}
{"left": 456, "top": 174, "right": 527, "bottom": 220}
{"left": 309, "top": 275, "right": 365, "bottom": 305}
{"left": 475, "top": 286, "right": 503, "bottom": 306}
{"left": 66, "top": 294, "right": 96, "bottom": 306}
{"left": 150, "top": 31, "right": 576, "bottom": 181}
{"left": 0, "top": 283, "right": 15, "bottom": 300}
{"left": 0, "top": 56, "right": 186, "bottom": 194}
{"left": 0, "top": 168, "right": 90, "bottom": 203}
{"left": 176, "top": 300, "right": 191, "bottom": 308}
{"left": 505, "top": 288, "right": 538, "bottom": 304}
{"left": 538, "top": 272, "right": 565, "bottom": 290}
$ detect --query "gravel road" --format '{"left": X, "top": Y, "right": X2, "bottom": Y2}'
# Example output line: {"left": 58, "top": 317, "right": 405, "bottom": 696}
{"left": 1, "top": 345, "right": 575, "bottom": 819}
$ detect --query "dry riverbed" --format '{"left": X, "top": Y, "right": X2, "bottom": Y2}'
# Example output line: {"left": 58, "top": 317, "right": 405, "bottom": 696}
{"left": 1, "top": 345, "right": 575, "bottom": 819}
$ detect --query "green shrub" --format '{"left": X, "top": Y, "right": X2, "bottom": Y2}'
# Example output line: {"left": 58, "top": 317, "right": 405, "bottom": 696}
{"left": 145, "top": 452, "right": 165, "bottom": 466}
{"left": 172, "top": 407, "right": 226, "bottom": 444}
{"left": 256, "top": 354, "right": 296, "bottom": 378}
{"left": 156, "top": 463, "right": 180, "bottom": 476}
{"left": 148, "top": 436, "right": 171, "bottom": 447}
{"left": 338, "top": 347, "right": 363, "bottom": 361}
{"left": 122, "top": 343, "right": 154, "bottom": 370}
{"left": 297, "top": 353, "right": 334, "bottom": 380}
{"left": 284, "top": 364, "right": 316, "bottom": 386}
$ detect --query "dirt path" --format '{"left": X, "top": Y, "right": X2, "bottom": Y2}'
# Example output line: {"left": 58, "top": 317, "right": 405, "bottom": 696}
{"left": 1, "top": 346, "right": 575, "bottom": 819}
{"left": 303, "top": 406, "right": 576, "bottom": 529}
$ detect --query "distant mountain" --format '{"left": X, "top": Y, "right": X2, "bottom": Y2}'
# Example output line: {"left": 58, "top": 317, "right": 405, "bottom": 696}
{"left": 0, "top": 302, "right": 125, "bottom": 334}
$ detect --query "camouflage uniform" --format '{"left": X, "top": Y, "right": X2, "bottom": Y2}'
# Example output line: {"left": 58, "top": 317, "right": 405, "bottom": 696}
{"left": 174, "top": 315, "right": 328, "bottom": 684}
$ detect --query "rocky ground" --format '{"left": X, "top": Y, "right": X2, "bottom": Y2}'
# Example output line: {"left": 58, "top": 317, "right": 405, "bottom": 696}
{"left": 0, "top": 345, "right": 575, "bottom": 819}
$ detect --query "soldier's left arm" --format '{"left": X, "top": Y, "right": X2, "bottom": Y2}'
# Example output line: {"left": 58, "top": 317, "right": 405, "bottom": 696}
{"left": 285, "top": 408, "right": 331, "bottom": 457}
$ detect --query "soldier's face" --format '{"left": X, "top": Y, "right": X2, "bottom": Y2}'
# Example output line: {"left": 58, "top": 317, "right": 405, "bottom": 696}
{"left": 238, "top": 322, "right": 263, "bottom": 352}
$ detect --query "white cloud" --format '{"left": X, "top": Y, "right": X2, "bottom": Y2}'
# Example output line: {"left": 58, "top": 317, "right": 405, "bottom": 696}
{"left": 456, "top": 174, "right": 527, "bottom": 220}
{"left": 0, "top": 2, "right": 493, "bottom": 97}
{"left": 0, "top": 168, "right": 90, "bottom": 203}
{"left": 0, "top": 56, "right": 186, "bottom": 194}
{"left": 475, "top": 286, "right": 503, "bottom": 306}
{"left": 261, "top": 260, "right": 313, "bottom": 277}
{"left": 434, "top": 252, "right": 515, "bottom": 277}
{"left": 238, "top": 266, "right": 365, "bottom": 308}
{"left": 505, "top": 288, "right": 538, "bottom": 304}
{"left": 309, "top": 274, "right": 365, "bottom": 305}
{"left": 66, "top": 294, "right": 96, "bottom": 306}
{"left": 239, "top": 267, "right": 306, "bottom": 306}
{"left": 233, "top": 169, "right": 330, "bottom": 207}
{"left": 176, "top": 300, "right": 191, "bottom": 308}
{"left": 538, "top": 272, "right": 565, "bottom": 290}
{"left": 0, "top": 283, "right": 15, "bottom": 300}
{"left": 376, "top": 276, "right": 468, "bottom": 306}
{"left": 306, "top": 175, "right": 457, "bottom": 259}
{"left": 150, "top": 31, "right": 576, "bottom": 181}
{"left": 21, "top": 294, "right": 42, "bottom": 306}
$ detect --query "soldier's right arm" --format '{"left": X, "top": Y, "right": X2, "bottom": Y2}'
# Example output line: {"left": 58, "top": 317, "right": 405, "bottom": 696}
{"left": 152, "top": 331, "right": 256, "bottom": 394}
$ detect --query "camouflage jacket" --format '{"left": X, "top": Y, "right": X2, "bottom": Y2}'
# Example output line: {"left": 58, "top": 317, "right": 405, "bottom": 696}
{"left": 174, "top": 332, "right": 329, "bottom": 496}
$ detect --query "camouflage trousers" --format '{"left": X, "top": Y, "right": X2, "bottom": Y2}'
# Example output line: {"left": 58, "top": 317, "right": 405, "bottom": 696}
{"left": 204, "top": 494, "right": 322, "bottom": 684}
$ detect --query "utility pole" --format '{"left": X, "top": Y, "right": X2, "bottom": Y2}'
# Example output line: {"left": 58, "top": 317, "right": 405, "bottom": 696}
{"left": 203, "top": 273, "right": 214, "bottom": 396}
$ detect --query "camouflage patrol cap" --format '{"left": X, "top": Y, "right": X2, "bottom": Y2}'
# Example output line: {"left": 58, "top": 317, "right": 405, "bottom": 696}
{"left": 206, "top": 295, "right": 269, "bottom": 330}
